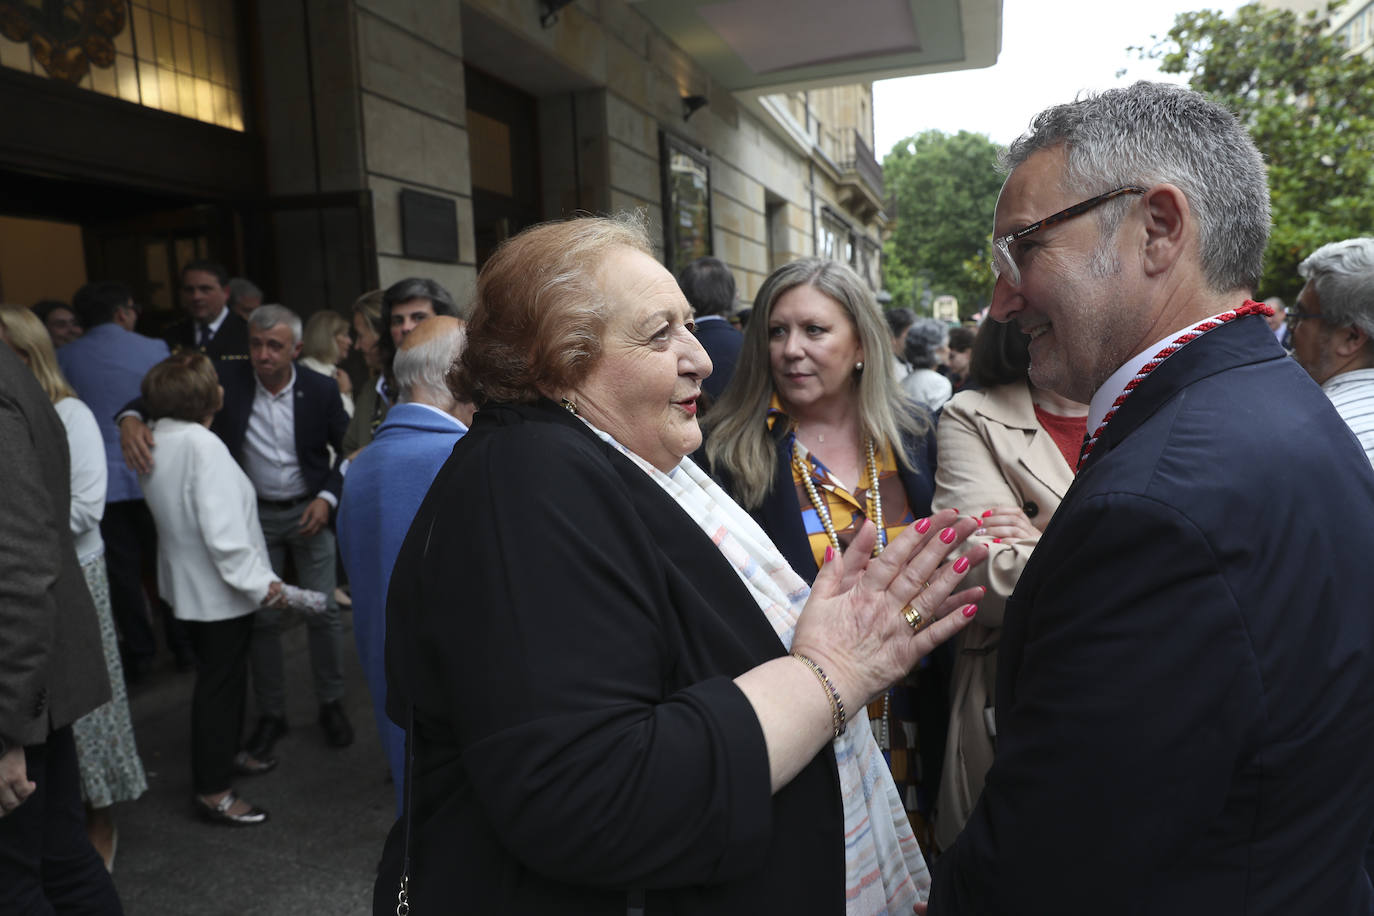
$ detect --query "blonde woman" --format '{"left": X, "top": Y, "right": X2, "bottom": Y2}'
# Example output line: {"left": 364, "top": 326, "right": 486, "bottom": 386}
{"left": 0, "top": 306, "right": 146, "bottom": 870}
{"left": 301, "top": 310, "right": 355, "bottom": 417}
{"left": 702, "top": 258, "right": 953, "bottom": 850}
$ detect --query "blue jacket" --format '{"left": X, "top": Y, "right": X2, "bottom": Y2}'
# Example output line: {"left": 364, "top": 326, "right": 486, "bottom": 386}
{"left": 930, "top": 315, "right": 1374, "bottom": 915}
{"left": 336, "top": 402, "right": 466, "bottom": 813}
{"left": 58, "top": 322, "right": 170, "bottom": 503}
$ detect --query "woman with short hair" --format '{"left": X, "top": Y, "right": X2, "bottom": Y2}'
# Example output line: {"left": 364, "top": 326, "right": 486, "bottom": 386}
{"left": 375, "top": 216, "right": 987, "bottom": 915}
{"left": 137, "top": 352, "right": 286, "bottom": 826}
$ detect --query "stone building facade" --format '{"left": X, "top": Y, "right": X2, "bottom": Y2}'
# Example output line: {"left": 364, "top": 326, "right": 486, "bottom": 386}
{"left": 0, "top": 0, "right": 999, "bottom": 322}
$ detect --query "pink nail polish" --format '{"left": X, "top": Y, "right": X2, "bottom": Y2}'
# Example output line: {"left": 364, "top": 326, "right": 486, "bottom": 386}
{"left": 953, "top": 556, "right": 970, "bottom": 574}
{"left": 962, "top": 604, "right": 978, "bottom": 618}
{"left": 939, "top": 527, "right": 956, "bottom": 544}
{"left": 981, "top": 510, "right": 994, "bottom": 518}
{"left": 824, "top": 545, "right": 835, "bottom": 563}
{"left": 977, "top": 586, "right": 987, "bottom": 597}
{"left": 915, "top": 518, "right": 932, "bottom": 534}
{"left": 992, "top": 537, "right": 1002, "bottom": 543}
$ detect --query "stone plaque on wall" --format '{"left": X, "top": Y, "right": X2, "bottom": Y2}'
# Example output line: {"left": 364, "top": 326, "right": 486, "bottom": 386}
{"left": 400, "top": 189, "right": 458, "bottom": 263}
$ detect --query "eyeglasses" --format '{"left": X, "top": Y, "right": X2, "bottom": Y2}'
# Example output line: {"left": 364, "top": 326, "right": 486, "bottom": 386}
{"left": 1285, "top": 306, "right": 1326, "bottom": 327}
{"left": 991, "top": 186, "right": 1148, "bottom": 288}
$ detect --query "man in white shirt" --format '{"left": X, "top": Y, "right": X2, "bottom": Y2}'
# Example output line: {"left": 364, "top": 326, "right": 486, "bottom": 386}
{"left": 1289, "top": 238, "right": 1374, "bottom": 465}
{"left": 118, "top": 305, "right": 353, "bottom": 760}
{"left": 163, "top": 261, "right": 250, "bottom": 361}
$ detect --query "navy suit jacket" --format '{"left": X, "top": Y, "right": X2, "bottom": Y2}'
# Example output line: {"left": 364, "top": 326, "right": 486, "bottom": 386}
{"left": 694, "top": 316, "right": 743, "bottom": 402}
{"left": 164, "top": 310, "right": 250, "bottom": 362}
{"left": 210, "top": 361, "right": 349, "bottom": 502}
{"left": 930, "top": 315, "right": 1374, "bottom": 915}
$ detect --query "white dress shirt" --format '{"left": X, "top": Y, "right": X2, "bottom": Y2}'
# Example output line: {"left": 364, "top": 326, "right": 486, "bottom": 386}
{"left": 55, "top": 397, "right": 107, "bottom": 564}
{"left": 1088, "top": 326, "right": 1194, "bottom": 435}
{"left": 241, "top": 367, "right": 310, "bottom": 501}
{"left": 198, "top": 306, "right": 229, "bottom": 347}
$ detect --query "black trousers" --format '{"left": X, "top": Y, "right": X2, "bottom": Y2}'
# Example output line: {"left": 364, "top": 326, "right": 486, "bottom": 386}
{"left": 0, "top": 726, "right": 123, "bottom": 914}
{"left": 184, "top": 614, "right": 255, "bottom": 795}
{"left": 101, "top": 499, "right": 191, "bottom": 665}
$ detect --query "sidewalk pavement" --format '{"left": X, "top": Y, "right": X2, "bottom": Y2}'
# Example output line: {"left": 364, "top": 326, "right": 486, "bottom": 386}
{"left": 112, "top": 612, "right": 395, "bottom": 915}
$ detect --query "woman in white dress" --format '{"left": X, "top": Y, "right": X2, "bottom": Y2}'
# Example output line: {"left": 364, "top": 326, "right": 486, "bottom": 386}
{"left": 0, "top": 306, "right": 147, "bottom": 870}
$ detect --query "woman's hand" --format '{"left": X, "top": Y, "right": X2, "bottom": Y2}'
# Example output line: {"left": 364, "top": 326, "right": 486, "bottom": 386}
{"left": 974, "top": 505, "right": 1038, "bottom": 542}
{"left": 792, "top": 508, "right": 988, "bottom": 711}
{"left": 263, "top": 580, "right": 285, "bottom": 608}
{"left": 335, "top": 368, "right": 353, "bottom": 397}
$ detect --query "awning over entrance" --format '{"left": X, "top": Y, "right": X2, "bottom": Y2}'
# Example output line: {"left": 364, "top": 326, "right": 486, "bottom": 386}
{"left": 621, "top": 0, "right": 1001, "bottom": 94}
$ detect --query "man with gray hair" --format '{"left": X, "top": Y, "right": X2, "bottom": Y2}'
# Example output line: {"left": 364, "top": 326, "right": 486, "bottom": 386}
{"left": 118, "top": 305, "right": 354, "bottom": 759}
{"left": 928, "top": 82, "right": 1374, "bottom": 914}
{"left": 337, "top": 316, "right": 472, "bottom": 813}
{"left": 1290, "top": 238, "right": 1374, "bottom": 464}
{"left": 226, "top": 277, "right": 263, "bottom": 321}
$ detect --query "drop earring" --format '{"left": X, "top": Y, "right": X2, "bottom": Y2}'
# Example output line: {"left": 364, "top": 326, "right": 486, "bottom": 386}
{"left": 559, "top": 397, "right": 578, "bottom": 415}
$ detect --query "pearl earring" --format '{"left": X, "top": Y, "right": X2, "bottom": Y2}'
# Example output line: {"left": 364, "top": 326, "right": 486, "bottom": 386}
{"left": 854, "top": 361, "right": 864, "bottom": 372}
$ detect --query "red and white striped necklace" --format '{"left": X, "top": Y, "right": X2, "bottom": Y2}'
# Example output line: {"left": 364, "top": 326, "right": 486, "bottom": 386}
{"left": 1077, "top": 299, "right": 1272, "bottom": 470}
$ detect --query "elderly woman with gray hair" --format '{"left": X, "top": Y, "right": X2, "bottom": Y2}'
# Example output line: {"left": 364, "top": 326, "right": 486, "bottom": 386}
{"left": 375, "top": 217, "right": 987, "bottom": 915}
{"left": 901, "top": 319, "right": 955, "bottom": 412}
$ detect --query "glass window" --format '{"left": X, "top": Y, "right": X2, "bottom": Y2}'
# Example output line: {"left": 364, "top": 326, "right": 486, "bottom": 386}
{"left": 0, "top": 0, "right": 244, "bottom": 131}
{"left": 661, "top": 133, "right": 714, "bottom": 275}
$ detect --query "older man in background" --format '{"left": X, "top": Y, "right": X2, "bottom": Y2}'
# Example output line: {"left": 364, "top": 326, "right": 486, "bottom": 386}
{"left": 929, "top": 82, "right": 1374, "bottom": 915}
{"left": 1289, "top": 238, "right": 1374, "bottom": 464}
{"left": 337, "top": 316, "right": 472, "bottom": 812}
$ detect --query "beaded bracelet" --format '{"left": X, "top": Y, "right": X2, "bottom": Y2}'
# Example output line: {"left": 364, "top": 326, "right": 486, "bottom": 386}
{"left": 793, "top": 652, "right": 847, "bottom": 738}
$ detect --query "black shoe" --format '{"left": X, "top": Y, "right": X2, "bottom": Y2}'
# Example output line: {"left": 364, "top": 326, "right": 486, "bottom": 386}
{"left": 319, "top": 701, "right": 354, "bottom": 748}
{"left": 195, "top": 791, "right": 269, "bottom": 827}
{"left": 244, "top": 715, "right": 288, "bottom": 759}
{"left": 232, "top": 751, "right": 278, "bottom": 776}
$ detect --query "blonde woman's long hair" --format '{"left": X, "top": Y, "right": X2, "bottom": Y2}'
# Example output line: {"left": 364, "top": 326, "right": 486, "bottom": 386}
{"left": 0, "top": 305, "right": 77, "bottom": 403}
{"left": 703, "top": 258, "right": 928, "bottom": 510}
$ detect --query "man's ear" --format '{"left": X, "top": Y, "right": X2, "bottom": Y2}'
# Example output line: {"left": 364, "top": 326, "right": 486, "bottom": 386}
{"left": 1139, "top": 184, "right": 1189, "bottom": 278}
{"left": 292, "top": 341, "right": 303, "bottom": 359}
{"left": 1334, "top": 323, "right": 1371, "bottom": 360}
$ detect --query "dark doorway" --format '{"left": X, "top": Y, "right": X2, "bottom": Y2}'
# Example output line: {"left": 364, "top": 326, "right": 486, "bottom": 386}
{"left": 465, "top": 66, "right": 541, "bottom": 269}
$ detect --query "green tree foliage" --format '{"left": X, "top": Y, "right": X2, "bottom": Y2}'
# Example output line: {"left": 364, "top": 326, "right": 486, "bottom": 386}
{"left": 1142, "top": 1, "right": 1374, "bottom": 299}
{"left": 881, "top": 130, "right": 1003, "bottom": 318}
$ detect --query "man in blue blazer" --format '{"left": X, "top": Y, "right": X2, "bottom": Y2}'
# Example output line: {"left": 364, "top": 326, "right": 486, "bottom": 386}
{"left": 119, "top": 305, "right": 353, "bottom": 759}
{"left": 676, "top": 257, "right": 742, "bottom": 403}
{"left": 60, "top": 281, "right": 183, "bottom": 679}
{"left": 928, "top": 82, "right": 1374, "bottom": 915}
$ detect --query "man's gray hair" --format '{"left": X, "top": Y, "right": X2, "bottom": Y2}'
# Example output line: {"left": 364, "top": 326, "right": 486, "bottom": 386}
{"left": 1003, "top": 81, "right": 1270, "bottom": 294}
{"left": 1299, "top": 238, "right": 1374, "bottom": 339}
{"left": 248, "top": 304, "right": 302, "bottom": 343}
{"left": 227, "top": 277, "right": 261, "bottom": 304}
{"left": 396, "top": 321, "right": 466, "bottom": 404}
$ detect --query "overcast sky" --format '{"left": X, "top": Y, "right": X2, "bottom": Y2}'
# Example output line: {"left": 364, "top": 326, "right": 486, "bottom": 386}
{"left": 873, "top": 1, "right": 1243, "bottom": 155}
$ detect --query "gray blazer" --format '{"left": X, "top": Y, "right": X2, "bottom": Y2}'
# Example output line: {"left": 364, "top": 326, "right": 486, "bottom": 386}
{"left": 0, "top": 345, "right": 109, "bottom": 748}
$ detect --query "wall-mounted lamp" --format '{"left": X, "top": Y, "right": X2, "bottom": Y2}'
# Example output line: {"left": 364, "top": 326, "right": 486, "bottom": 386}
{"left": 540, "top": 0, "right": 576, "bottom": 29}
{"left": 682, "top": 94, "right": 709, "bottom": 122}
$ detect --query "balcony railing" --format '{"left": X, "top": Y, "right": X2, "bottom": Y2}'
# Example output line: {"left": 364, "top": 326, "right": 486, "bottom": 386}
{"left": 826, "top": 128, "right": 884, "bottom": 201}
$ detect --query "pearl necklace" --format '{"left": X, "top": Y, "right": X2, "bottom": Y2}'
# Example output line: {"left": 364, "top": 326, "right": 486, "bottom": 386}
{"left": 791, "top": 436, "right": 887, "bottom": 556}
{"left": 792, "top": 433, "right": 893, "bottom": 747}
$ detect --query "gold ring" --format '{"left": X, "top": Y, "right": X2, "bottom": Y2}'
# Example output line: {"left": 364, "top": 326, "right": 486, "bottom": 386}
{"left": 901, "top": 604, "right": 924, "bottom": 631}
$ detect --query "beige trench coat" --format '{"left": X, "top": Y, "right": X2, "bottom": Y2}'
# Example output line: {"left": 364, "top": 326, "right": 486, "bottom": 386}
{"left": 931, "top": 382, "right": 1075, "bottom": 850}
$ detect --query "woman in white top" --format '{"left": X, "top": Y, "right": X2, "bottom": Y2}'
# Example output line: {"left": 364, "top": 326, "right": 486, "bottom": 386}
{"left": 0, "top": 306, "right": 147, "bottom": 870}
{"left": 138, "top": 352, "right": 284, "bottom": 827}
{"left": 300, "top": 309, "right": 355, "bottom": 418}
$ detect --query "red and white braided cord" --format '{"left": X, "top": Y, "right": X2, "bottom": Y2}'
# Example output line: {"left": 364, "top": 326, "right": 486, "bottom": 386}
{"left": 1077, "top": 299, "right": 1271, "bottom": 470}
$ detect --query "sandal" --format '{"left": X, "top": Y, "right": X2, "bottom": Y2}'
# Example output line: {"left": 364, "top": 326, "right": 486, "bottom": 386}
{"left": 195, "top": 790, "right": 269, "bottom": 826}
